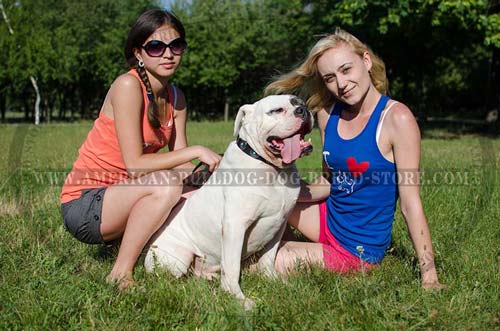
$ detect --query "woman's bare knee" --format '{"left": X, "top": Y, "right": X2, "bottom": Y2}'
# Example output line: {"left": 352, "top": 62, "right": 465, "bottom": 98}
{"left": 275, "top": 241, "right": 324, "bottom": 274}
{"left": 143, "top": 170, "right": 183, "bottom": 201}
{"left": 100, "top": 170, "right": 182, "bottom": 240}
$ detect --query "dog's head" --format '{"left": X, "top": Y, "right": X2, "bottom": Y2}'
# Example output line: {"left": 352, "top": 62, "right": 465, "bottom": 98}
{"left": 234, "top": 95, "right": 313, "bottom": 168}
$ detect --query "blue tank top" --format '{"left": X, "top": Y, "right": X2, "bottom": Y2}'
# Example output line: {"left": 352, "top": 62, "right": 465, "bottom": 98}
{"left": 323, "top": 95, "right": 398, "bottom": 263}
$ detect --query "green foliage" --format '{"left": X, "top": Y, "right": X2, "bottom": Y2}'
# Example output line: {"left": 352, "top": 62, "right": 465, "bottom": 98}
{"left": 171, "top": 0, "right": 316, "bottom": 118}
{"left": 297, "top": 0, "right": 498, "bottom": 115}
{"left": 169, "top": 0, "right": 499, "bottom": 119}
{"left": 482, "top": 13, "right": 500, "bottom": 48}
{"left": 0, "top": 0, "right": 499, "bottom": 121}
{"left": 1, "top": 0, "right": 153, "bottom": 119}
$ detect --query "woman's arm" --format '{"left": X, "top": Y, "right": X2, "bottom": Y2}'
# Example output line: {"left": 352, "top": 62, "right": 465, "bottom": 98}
{"left": 111, "top": 75, "right": 220, "bottom": 178}
{"left": 297, "top": 175, "right": 330, "bottom": 202}
{"left": 297, "top": 107, "right": 332, "bottom": 203}
{"left": 388, "top": 103, "right": 445, "bottom": 289}
{"left": 168, "top": 87, "right": 197, "bottom": 175}
{"left": 168, "top": 86, "right": 188, "bottom": 152}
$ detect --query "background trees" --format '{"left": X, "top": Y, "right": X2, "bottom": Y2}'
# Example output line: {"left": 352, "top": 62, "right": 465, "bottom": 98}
{"left": 0, "top": 0, "right": 498, "bottom": 123}
{"left": 0, "top": 0, "right": 152, "bottom": 122}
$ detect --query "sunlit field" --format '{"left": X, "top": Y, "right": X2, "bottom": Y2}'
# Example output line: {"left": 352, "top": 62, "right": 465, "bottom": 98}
{"left": 0, "top": 122, "right": 498, "bottom": 330}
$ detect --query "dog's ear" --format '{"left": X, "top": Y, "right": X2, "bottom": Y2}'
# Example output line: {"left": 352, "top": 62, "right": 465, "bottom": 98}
{"left": 233, "top": 104, "right": 254, "bottom": 137}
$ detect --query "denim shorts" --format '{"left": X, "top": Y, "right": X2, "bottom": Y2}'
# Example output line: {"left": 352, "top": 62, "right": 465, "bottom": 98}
{"left": 61, "top": 187, "right": 107, "bottom": 245}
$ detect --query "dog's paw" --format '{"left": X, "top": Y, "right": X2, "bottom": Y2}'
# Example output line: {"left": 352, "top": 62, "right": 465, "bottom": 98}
{"left": 241, "top": 297, "right": 255, "bottom": 311}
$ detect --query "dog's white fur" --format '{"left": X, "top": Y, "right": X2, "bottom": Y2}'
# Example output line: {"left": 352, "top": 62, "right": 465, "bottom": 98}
{"left": 145, "top": 95, "right": 312, "bottom": 309}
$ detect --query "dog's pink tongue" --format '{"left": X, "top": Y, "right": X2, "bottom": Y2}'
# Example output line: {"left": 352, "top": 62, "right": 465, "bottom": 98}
{"left": 281, "top": 133, "right": 302, "bottom": 164}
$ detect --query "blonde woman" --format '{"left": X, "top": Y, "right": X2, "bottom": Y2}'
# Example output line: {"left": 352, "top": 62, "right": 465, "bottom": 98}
{"left": 266, "top": 28, "right": 445, "bottom": 289}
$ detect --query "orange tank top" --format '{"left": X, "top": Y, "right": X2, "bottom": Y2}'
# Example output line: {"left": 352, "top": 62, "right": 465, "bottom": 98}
{"left": 60, "top": 69, "right": 175, "bottom": 203}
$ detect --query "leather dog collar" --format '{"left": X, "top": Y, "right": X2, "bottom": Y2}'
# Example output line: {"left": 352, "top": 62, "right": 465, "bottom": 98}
{"left": 236, "top": 136, "right": 278, "bottom": 168}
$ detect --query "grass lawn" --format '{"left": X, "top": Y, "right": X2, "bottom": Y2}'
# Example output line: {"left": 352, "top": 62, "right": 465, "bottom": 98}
{"left": 0, "top": 121, "right": 499, "bottom": 330}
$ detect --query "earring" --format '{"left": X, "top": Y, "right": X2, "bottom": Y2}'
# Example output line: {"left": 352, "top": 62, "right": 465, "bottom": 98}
{"left": 138, "top": 59, "right": 144, "bottom": 68}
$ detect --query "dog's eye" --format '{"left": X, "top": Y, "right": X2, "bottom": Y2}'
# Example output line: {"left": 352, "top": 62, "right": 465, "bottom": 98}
{"left": 269, "top": 108, "right": 284, "bottom": 114}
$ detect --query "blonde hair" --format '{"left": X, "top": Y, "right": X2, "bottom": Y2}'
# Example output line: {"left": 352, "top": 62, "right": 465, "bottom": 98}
{"left": 265, "top": 27, "right": 388, "bottom": 113}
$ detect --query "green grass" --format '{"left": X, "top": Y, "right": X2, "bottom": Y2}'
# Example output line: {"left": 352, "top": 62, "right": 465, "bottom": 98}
{"left": 0, "top": 122, "right": 499, "bottom": 330}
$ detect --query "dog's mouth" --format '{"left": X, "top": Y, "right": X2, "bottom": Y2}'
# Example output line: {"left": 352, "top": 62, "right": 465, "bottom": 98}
{"left": 267, "top": 124, "right": 313, "bottom": 165}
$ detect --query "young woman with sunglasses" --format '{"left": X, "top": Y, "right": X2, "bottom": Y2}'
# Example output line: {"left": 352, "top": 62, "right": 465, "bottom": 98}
{"left": 60, "top": 9, "right": 222, "bottom": 289}
{"left": 265, "top": 28, "right": 445, "bottom": 289}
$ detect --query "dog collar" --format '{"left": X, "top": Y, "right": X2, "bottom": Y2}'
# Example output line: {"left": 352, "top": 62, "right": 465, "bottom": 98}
{"left": 236, "top": 137, "right": 277, "bottom": 168}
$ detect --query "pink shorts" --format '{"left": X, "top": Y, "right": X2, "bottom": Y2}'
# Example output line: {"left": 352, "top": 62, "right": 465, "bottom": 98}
{"left": 318, "top": 202, "right": 376, "bottom": 273}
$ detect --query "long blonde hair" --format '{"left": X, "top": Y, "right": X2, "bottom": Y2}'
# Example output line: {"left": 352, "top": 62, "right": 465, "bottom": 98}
{"left": 265, "top": 27, "right": 388, "bottom": 113}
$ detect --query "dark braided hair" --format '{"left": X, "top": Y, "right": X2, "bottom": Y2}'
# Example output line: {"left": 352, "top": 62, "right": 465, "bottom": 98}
{"left": 124, "top": 9, "right": 185, "bottom": 128}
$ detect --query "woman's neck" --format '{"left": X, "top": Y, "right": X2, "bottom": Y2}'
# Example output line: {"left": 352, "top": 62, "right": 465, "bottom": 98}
{"left": 344, "top": 85, "right": 381, "bottom": 118}
{"left": 146, "top": 70, "right": 170, "bottom": 95}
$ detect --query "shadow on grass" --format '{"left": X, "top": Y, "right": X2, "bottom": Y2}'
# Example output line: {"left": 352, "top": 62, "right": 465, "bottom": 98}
{"left": 0, "top": 117, "right": 84, "bottom": 124}
{"left": 3, "top": 116, "right": 498, "bottom": 138}
{"left": 92, "top": 240, "right": 121, "bottom": 262}
{"left": 385, "top": 241, "right": 420, "bottom": 276}
{"left": 419, "top": 119, "right": 499, "bottom": 139}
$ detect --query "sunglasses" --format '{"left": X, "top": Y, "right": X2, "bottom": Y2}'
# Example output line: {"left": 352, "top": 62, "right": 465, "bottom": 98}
{"left": 141, "top": 38, "right": 187, "bottom": 57}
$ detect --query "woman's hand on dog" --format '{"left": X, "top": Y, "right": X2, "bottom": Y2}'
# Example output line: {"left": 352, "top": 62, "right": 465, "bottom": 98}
{"left": 195, "top": 146, "right": 222, "bottom": 172}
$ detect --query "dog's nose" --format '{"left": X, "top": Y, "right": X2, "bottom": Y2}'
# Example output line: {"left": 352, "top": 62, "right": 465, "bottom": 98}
{"left": 294, "top": 106, "right": 307, "bottom": 118}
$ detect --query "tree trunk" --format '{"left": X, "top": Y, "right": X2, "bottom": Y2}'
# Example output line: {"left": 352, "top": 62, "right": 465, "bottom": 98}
{"left": 0, "top": 0, "right": 14, "bottom": 35}
{"left": 0, "top": 92, "right": 6, "bottom": 123}
{"left": 2, "top": 1, "right": 43, "bottom": 125}
{"left": 24, "top": 98, "right": 30, "bottom": 121}
{"left": 43, "top": 93, "right": 51, "bottom": 124}
{"left": 224, "top": 90, "right": 230, "bottom": 122}
{"left": 72, "top": 94, "right": 78, "bottom": 121}
{"left": 224, "top": 98, "right": 229, "bottom": 122}
{"left": 58, "top": 93, "right": 65, "bottom": 120}
{"left": 30, "top": 76, "right": 41, "bottom": 125}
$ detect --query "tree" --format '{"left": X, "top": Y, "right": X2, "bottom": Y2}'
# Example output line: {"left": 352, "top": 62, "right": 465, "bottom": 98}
{"left": 1, "top": 0, "right": 43, "bottom": 124}
{"left": 305, "top": 0, "right": 500, "bottom": 116}
{"left": 0, "top": 0, "right": 154, "bottom": 122}
{"left": 0, "top": 0, "right": 498, "bottom": 122}
{"left": 171, "top": 0, "right": 317, "bottom": 120}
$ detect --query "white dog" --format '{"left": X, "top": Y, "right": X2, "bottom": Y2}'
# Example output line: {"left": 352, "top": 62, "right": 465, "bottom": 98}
{"left": 145, "top": 95, "right": 313, "bottom": 309}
